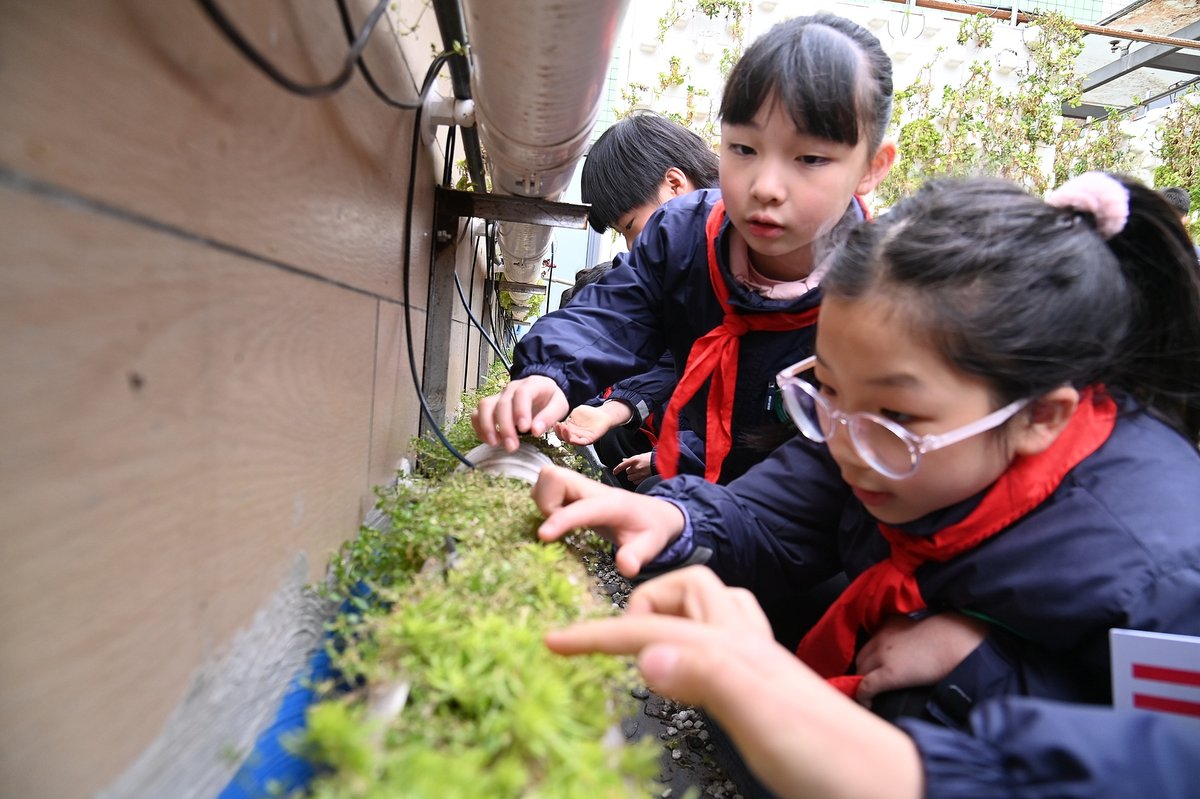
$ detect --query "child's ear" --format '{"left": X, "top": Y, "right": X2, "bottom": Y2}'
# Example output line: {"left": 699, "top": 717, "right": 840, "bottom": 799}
{"left": 855, "top": 140, "right": 897, "bottom": 196}
{"left": 1012, "top": 386, "right": 1080, "bottom": 456}
{"left": 663, "top": 166, "right": 690, "bottom": 197}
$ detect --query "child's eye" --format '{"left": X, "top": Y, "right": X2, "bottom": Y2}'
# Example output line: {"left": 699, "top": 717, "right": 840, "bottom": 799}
{"left": 797, "top": 155, "right": 830, "bottom": 166}
{"left": 729, "top": 143, "right": 756, "bottom": 156}
{"left": 881, "top": 409, "right": 916, "bottom": 425}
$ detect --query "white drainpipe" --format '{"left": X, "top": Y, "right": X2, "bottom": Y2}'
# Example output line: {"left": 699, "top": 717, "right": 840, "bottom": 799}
{"left": 461, "top": 0, "right": 631, "bottom": 284}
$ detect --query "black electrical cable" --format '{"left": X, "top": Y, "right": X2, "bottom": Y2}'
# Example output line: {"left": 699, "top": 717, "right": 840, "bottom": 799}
{"left": 402, "top": 54, "right": 475, "bottom": 468}
{"left": 432, "top": 122, "right": 504, "bottom": 370}
{"left": 454, "top": 245, "right": 511, "bottom": 369}
{"left": 196, "top": 0, "right": 391, "bottom": 98}
{"left": 200, "top": 0, "right": 473, "bottom": 464}
{"left": 334, "top": 0, "right": 426, "bottom": 109}
{"left": 442, "top": 124, "right": 458, "bottom": 187}
{"left": 546, "top": 240, "right": 557, "bottom": 311}
{"left": 466, "top": 234, "right": 481, "bottom": 388}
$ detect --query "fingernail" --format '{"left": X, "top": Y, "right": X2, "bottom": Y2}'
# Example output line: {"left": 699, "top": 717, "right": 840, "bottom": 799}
{"left": 641, "top": 644, "right": 681, "bottom": 683}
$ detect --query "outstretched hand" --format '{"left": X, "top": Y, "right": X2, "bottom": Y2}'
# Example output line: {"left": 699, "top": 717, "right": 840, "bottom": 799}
{"left": 471, "top": 375, "right": 569, "bottom": 451}
{"left": 554, "top": 403, "right": 623, "bottom": 446}
{"left": 532, "top": 464, "right": 685, "bottom": 578}
{"left": 546, "top": 567, "right": 924, "bottom": 799}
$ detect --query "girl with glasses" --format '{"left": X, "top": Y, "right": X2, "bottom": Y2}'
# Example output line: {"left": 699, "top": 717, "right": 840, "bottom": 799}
{"left": 534, "top": 172, "right": 1200, "bottom": 731}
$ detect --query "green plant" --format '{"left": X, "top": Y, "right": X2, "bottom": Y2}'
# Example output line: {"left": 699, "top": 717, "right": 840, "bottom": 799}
{"left": 956, "top": 13, "right": 995, "bottom": 48}
{"left": 1153, "top": 87, "right": 1200, "bottom": 239}
{"left": 658, "top": 56, "right": 688, "bottom": 92}
{"left": 618, "top": 0, "right": 746, "bottom": 149}
{"left": 305, "top": 471, "right": 660, "bottom": 799}
{"left": 406, "top": 360, "right": 509, "bottom": 480}
{"left": 877, "top": 11, "right": 1111, "bottom": 209}
{"left": 1051, "top": 109, "right": 1138, "bottom": 188}
{"left": 656, "top": 0, "right": 688, "bottom": 43}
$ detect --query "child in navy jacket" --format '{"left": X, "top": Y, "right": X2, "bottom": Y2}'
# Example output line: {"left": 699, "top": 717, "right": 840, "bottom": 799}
{"left": 533, "top": 173, "right": 1200, "bottom": 728}
{"left": 472, "top": 13, "right": 897, "bottom": 485}
{"left": 554, "top": 112, "right": 719, "bottom": 488}
{"left": 546, "top": 566, "right": 1200, "bottom": 799}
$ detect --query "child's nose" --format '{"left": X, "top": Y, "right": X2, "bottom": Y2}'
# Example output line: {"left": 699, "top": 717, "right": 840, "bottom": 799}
{"left": 826, "top": 422, "right": 869, "bottom": 471}
{"left": 750, "top": 168, "right": 786, "bottom": 204}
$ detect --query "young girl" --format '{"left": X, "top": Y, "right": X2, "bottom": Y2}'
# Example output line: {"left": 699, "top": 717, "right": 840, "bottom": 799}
{"left": 472, "top": 13, "right": 896, "bottom": 485}
{"left": 533, "top": 173, "right": 1200, "bottom": 724}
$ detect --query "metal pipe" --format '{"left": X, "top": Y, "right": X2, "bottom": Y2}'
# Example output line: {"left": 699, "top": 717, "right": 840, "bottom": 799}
{"left": 460, "top": 0, "right": 631, "bottom": 284}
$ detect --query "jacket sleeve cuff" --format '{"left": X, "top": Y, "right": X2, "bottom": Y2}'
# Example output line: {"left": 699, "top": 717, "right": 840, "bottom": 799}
{"left": 605, "top": 389, "right": 651, "bottom": 427}
{"left": 897, "top": 719, "right": 1011, "bottom": 799}
{"left": 639, "top": 499, "right": 710, "bottom": 573}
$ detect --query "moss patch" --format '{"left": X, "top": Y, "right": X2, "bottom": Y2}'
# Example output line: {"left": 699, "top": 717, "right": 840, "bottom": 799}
{"left": 299, "top": 398, "right": 658, "bottom": 797}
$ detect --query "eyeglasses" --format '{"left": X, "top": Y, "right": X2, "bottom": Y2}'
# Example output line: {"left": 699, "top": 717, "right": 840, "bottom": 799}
{"left": 776, "top": 356, "right": 1029, "bottom": 480}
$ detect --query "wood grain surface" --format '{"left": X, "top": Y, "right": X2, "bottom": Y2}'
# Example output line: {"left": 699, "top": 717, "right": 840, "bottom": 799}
{"left": 0, "top": 1, "right": 490, "bottom": 795}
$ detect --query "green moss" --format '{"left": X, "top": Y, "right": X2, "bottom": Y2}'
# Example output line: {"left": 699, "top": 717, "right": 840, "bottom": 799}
{"left": 301, "top": 370, "right": 657, "bottom": 796}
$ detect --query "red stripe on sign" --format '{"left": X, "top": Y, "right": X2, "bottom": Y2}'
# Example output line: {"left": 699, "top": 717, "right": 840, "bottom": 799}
{"left": 1133, "top": 694, "right": 1200, "bottom": 718}
{"left": 1132, "top": 663, "right": 1200, "bottom": 687}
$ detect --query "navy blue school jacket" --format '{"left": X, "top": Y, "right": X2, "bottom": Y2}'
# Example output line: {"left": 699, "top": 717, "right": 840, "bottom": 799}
{"left": 512, "top": 188, "right": 864, "bottom": 483}
{"left": 901, "top": 696, "right": 1200, "bottom": 798}
{"left": 648, "top": 398, "right": 1200, "bottom": 724}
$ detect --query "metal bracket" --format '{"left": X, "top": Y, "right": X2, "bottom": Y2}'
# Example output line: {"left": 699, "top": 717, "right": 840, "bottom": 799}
{"left": 434, "top": 186, "right": 590, "bottom": 230}
{"left": 420, "top": 187, "right": 590, "bottom": 432}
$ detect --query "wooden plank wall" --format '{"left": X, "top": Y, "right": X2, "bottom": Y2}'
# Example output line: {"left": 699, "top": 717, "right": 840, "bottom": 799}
{"left": 0, "top": 1, "right": 489, "bottom": 795}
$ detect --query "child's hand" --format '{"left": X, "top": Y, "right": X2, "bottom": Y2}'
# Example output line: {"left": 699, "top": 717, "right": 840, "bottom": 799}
{"left": 613, "top": 452, "right": 653, "bottom": 484}
{"left": 554, "top": 402, "right": 627, "bottom": 445}
{"left": 853, "top": 612, "right": 988, "bottom": 708}
{"left": 471, "top": 375, "right": 569, "bottom": 451}
{"left": 546, "top": 567, "right": 923, "bottom": 799}
{"left": 532, "top": 464, "right": 685, "bottom": 577}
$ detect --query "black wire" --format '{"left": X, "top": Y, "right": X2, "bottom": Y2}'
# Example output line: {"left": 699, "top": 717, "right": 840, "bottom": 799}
{"left": 454, "top": 242, "right": 512, "bottom": 369}
{"left": 335, "top": 0, "right": 426, "bottom": 109}
{"left": 485, "top": 221, "right": 509, "bottom": 350}
{"left": 402, "top": 54, "right": 475, "bottom": 468}
{"left": 200, "top": 0, "right": 472, "bottom": 463}
{"left": 466, "top": 235, "right": 480, "bottom": 386}
{"left": 442, "top": 124, "right": 458, "bottom": 186}
{"left": 546, "top": 240, "right": 557, "bottom": 311}
{"left": 196, "top": 0, "right": 391, "bottom": 98}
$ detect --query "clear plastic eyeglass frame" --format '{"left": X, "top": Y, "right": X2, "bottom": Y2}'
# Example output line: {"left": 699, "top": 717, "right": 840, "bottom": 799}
{"left": 776, "top": 355, "right": 1029, "bottom": 479}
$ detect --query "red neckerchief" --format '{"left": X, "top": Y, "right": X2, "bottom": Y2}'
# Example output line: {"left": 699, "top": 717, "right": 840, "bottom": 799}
{"left": 655, "top": 199, "right": 821, "bottom": 480}
{"left": 794, "top": 388, "right": 1118, "bottom": 698}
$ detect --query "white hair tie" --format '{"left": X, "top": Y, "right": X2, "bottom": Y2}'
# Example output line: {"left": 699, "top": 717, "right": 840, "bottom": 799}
{"left": 1044, "top": 172, "right": 1129, "bottom": 240}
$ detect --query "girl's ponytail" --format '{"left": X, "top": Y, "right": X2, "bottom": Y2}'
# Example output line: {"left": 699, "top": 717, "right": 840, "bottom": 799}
{"left": 1103, "top": 178, "right": 1200, "bottom": 439}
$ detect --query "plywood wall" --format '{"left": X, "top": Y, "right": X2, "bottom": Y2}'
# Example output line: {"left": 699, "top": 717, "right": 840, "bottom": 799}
{"left": 0, "top": 1, "right": 490, "bottom": 795}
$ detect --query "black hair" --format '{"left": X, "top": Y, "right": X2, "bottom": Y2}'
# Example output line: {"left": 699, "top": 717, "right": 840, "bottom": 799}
{"left": 559, "top": 261, "right": 615, "bottom": 308}
{"left": 824, "top": 175, "right": 1200, "bottom": 440}
{"left": 1160, "top": 186, "right": 1191, "bottom": 216}
{"left": 581, "top": 112, "right": 720, "bottom": 234}
{"left": 720, "top": 13, "right": 893, "bottom": 153}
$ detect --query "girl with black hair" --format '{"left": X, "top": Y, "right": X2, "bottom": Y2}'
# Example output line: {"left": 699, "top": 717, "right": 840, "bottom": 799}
{"left": 534, "top": 172, "right": 1200, "bottom": 728}
{"left": 473, "top": 13, "right": 896, "bottom": 487}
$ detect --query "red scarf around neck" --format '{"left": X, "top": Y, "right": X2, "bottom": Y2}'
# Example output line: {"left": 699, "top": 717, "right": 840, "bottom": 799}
{"left": 655, "top": 200, "right": 820, "bottom": 480}
{"left": 794, "top": 388, "right": 1118, "bottom": 698}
